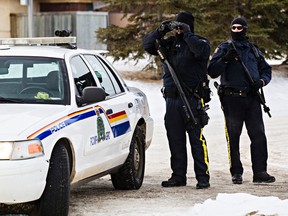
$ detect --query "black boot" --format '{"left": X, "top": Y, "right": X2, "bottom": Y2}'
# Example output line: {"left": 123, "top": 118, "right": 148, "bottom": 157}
{"left": 253, "top": 172, "right": 275, "bottom": 183}
{"left": 196, "top": 182, "right": 210, "bottom": 189}
{"left": 161, "top": 178, "right": 186, "bottom": 187}
{"left": 232, "top": 174, "right": 243, "bottom": 184}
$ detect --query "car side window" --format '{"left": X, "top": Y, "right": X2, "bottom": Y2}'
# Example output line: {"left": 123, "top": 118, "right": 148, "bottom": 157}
{"left": 70, "top": 55, "right": 96, "bottom": 96}
{"left": 83, "top": 54, "right": 123, "bottom": 96}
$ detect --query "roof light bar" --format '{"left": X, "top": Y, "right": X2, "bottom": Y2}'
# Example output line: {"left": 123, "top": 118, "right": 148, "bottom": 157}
{"left": 0, "top": 37, "right": 76, "bottom": 46}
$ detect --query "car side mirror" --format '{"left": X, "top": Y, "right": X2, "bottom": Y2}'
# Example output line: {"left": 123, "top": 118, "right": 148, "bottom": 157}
{"left": 80, "top": 86, "right": 106, "bottom": 105}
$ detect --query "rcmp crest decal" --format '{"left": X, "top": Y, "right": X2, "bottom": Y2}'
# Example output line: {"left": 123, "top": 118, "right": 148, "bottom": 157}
{"left": 96, "top": 109, "right": 105, "bottom": 142}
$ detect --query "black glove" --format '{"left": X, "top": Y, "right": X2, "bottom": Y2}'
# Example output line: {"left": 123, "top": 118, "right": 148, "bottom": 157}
{"left": 158, "top": 20, "right": 172, "bottom": 37}
{"left": 251, "top": 79, "right": 264, "bottom": 92}
{"left": 178, "top": 22, "right": 191, "bottom": 33}
{"left": 222, "top": 48, "right": 238, "bottom": 63}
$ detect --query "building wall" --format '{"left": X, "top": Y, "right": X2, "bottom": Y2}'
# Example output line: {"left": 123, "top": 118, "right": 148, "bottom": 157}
{"left": 109, "top": 12, "right": 131, "bottom": 27}
{"left": 39, "top": 0, "right": 93, "bottom": 12}
{"left": 0, "top": 0, "right": 129, "bottom": 39}
{"left": 0, "top": 0, "right": 39, "bottom": 37}
{"left": 0, "top": 0, "right": 94, "bottom": 38}
{"left": 11, "top": 11, "right": 108, "bottom": 50}
{"left": 39, "top": 0, "right": 92, "bottom": 2}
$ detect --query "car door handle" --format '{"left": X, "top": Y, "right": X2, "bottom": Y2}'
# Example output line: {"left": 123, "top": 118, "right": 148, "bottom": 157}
{"left": 128, "top": 102, "right": 133, "bottom": 108}
{"left": 106, "top": 109, "right": 113, "bottom": 115}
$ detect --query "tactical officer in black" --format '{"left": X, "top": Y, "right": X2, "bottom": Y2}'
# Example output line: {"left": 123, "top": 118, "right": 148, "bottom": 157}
{"left": 142, "top": 12, "right": 211, "bottom": 189}
{"left": 208, "top": 17, "right": 275, "bottom": 184}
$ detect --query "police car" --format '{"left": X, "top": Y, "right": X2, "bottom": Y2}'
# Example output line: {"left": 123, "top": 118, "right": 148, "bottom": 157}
{"left": 0, "top": 35, "right": 153, "bottom": 215}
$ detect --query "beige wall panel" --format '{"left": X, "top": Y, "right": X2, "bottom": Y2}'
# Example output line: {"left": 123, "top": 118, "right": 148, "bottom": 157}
{"left": 109, "top": 12, "right": 132, "bottom": 28}
{"left": 0, "top": 0, "right": 39, "bottom": 37}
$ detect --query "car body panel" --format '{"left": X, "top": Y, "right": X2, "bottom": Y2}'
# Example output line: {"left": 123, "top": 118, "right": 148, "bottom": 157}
{"left": 0, "top": 157, "right": 49, "bottom": 203}
{"left": 0, "top": 38, "right": 153, "bottom": 204}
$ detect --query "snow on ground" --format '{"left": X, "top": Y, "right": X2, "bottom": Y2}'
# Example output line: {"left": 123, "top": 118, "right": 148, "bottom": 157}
{"left": 185, "top": 193, "right": 288, "bottom": 216}
{"left": 110, "top": 56, "right": 288, "bottom": 216}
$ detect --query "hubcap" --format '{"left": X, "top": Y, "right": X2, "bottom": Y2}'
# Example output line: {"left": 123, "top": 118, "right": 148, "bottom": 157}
{"left": 134, "top": 146, "right": 140, "bottom": 171}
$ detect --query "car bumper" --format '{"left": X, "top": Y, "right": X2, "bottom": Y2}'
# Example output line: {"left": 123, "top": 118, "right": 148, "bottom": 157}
{"left": 145, "top": 116, "right": 154, "bottom": 150}
{"left": 0, "top": 156, "right": 49, "bottom": 204}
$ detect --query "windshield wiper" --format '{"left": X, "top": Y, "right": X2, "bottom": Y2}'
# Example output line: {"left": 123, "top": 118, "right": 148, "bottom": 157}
{"left": 0, "top": 97, "right": 24, "bottom": 103}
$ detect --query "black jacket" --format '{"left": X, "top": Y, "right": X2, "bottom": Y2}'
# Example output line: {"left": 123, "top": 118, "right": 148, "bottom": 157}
{"left": 142, "top": 29, "right": 211, "bottom": 89}
{"left": 208, "top": 39, "right": 271, "bottom": 90}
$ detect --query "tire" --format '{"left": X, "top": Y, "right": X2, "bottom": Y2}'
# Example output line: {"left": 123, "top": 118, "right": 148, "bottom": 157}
{"left": 35, "top": 143, "right": 70, "bottom": 216}
{"left": 111, "top": 126, "right": 145, "bottom": 190}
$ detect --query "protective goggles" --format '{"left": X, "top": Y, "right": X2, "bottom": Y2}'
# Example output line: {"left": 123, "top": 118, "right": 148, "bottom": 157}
{"left": 231, "top": 25, "right": 247, "bottom": 31}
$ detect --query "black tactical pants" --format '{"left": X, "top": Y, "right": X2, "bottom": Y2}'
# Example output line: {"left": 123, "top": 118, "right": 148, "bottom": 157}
{"left": 164, "top": 96, "right": 210, "bottom": 183}
{"left": 222, "top": 94, "right": 268, "bottom": 176}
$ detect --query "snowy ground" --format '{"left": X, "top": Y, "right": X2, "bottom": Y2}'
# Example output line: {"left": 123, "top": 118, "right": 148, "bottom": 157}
{"left": 69, "top": 56, "right": 288, "bottom": 216}
{"left": 125, "top": 77, "right": 288, "bottom": 216}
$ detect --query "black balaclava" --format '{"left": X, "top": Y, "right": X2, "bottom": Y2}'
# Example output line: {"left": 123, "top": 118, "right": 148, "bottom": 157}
{"left": 231, "top": 17, "right": 248, "bottom": 41}
{"left": 176, "top": 11, "right": 195, "bottom": 33}
{"left": 175, "top": 11, "right": 194, "bottom": 41}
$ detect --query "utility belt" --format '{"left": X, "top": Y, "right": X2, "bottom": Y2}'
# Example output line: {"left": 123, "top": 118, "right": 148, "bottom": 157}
{"left": 161, "top": 87, "right": 196, "bottom": 99}
{"left": 161, "top": 86, "right": 209, "bottom": 128}
{"left": 161, "top": 79, "right": 212, "bottom": 103}
{"left": 219, "top": 86, "right": 248, "bottom": 97}
{"left": 161, "top": 87, "right": 179, "bottom": 99}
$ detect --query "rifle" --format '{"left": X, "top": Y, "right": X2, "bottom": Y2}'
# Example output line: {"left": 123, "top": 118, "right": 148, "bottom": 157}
{"left": 229, "top": 40, "right": 272, "bottom": 118}
{"left": 155, "top": 39, "right": 198, "bottom": 129}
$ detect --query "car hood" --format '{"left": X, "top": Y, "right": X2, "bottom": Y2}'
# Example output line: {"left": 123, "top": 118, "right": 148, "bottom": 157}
{"left": 0, "top": 104, "right": 67, "bottom": 139}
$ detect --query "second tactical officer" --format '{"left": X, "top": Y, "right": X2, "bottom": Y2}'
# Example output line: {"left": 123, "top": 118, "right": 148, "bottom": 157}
{"left": 208, "top": 17, "right": 275, "bottom": 184}
{"left": 142, "top": 11, "right": 211, "bottom": 189}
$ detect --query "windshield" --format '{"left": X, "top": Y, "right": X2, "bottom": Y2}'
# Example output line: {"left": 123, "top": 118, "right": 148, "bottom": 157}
{"left": 0, "top": 57, "right": 69, "bottom": 104}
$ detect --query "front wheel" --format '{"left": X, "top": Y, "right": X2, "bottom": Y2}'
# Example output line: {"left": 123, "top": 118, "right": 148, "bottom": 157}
{"left": 34, "top": 143, "right": 70, "bottom": 216}
{"left": 111, "top": 126, "right": 145, "bottom": 190}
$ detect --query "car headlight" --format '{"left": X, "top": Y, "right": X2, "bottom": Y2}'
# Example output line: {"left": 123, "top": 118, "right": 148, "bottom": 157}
{"left": 0, "top": 139, "right": 44, "bottom": 160}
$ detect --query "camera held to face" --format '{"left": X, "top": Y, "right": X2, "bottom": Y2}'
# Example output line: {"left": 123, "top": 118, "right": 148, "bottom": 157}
{"left": 168, "top": 21, "right": 182, "bottom": 30}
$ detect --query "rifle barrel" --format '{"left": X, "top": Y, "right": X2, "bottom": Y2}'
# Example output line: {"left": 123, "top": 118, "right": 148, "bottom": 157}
{"left": 229, "top": 41, "right": 271, "bottom": 118}
{"left": 156, "top": 39, "right": 198, "bottom": 126}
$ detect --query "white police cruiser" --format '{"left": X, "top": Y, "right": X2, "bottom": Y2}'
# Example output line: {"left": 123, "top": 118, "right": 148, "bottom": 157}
{"left": 0, "top": 34, "right": 153, "bottom": 215}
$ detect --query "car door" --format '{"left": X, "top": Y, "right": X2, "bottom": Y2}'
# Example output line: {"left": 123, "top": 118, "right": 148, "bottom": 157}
{"left": 70, "top": 54, "right": 133, "bottom": 179}
{"left": 82, "top": 54, "right": 134, "bottom": 155}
